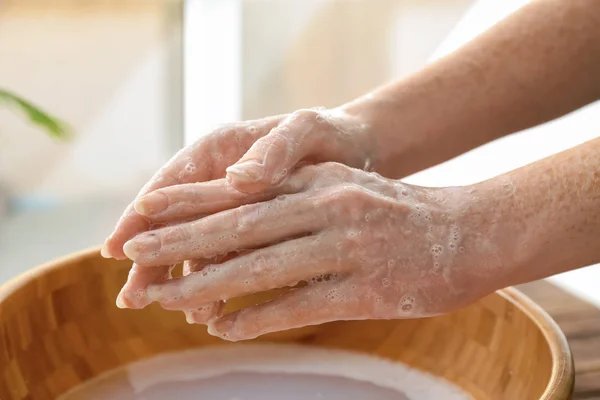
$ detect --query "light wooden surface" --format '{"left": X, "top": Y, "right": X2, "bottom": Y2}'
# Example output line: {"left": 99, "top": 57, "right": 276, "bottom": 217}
{"left": 0, "top": 248, "right": 573, "bottom": 399}
{"left": 517, "top": 281, "right": 600, "bottom": 400}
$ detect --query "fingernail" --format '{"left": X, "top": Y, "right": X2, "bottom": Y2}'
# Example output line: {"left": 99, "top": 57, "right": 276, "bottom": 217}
{"left": 184, "top": 310, "right": 196, "bottom": 324}
{"left": 116, "top": 294, "right": 128, "bottom": 309}
{"left": 135, "top": 192, "right": 169, "bottom": 216}
{"left": 215, "top": 301, "right": 225, "bottom": 319}
{"left": 226, "top": 161, "right": 264, "bottom": 182}
{"left": 117, "top": 288, "right": 152, "bottom": 309}
{"left": 100, "top": 244, "right": 112, "bottom": 258}
{"left": 207, "top": 318, "right": 235, "bottom": 339}
{"left": 185, "top": 309, "right": 210, "bottom": 324}
{"left": 123, "top": 234, "right": 161, "bottom": 260}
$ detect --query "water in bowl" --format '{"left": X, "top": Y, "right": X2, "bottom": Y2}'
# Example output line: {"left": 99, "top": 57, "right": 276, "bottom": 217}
{"left": 59, "top": 343, "right": 471, "bottom": 400}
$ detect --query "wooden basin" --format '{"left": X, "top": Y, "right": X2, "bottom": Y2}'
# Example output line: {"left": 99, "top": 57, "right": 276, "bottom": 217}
{"left": 0, "top": 248, "right": 574, "bottom": 399}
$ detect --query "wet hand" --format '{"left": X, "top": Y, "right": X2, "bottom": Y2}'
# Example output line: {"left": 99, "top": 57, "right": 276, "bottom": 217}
{"left": 105, "top": 108, "right": 374, "bottom": 322}
{"left": 102, "top": 108, "right": 373, "bottom": 261}
{"left": 123, "top": 163, "right": 496, "bottom": 341}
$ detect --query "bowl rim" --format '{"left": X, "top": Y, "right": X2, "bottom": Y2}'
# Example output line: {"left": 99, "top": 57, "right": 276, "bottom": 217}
{"left": 498, "top": 287, "right": 574, "bottom": 399}
{"left": 0, "top": 246, "right": 575, "bottom": 398}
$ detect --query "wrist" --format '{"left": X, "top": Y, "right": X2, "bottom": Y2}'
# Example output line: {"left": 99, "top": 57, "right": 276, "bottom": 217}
{"left": 446, "top": 182, "right": 527, "bottom": 294}
{"left": 460, "top": 175, "right": 565, "bottom": 292}
{"left": 338, "top": 94, "right": 420, "bottom": 179}
{"left": 481, "top": 164, "right": 600, "bottom": 287}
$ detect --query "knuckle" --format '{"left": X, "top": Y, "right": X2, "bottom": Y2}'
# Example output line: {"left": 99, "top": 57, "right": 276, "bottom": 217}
{"left": 313, "top": 190, "right": 338, "bottom": 209}
{"left": 290, "top": 108, "right": 330, "bottom": 129}
{"left": 337, "top": 184, "right": 369, "bottom": 203}
{"left": 230, "top": 123, "right": 257, "bottom": 140}
{"left": 312, "top": 186, "right": 353, "bottom": 209}
{"left": 319, "top": 162, "right": 349, "bottom": 176}
{"left": 203, "top": 124, "right": 246, "bottom": 156}
{"left": 266, "top": 130, "right": 293, "bottom": 149}
{"left": 164, "top": 224, "right": 194, "bottom": 244}
{"left": 291, "top": 108, "right": 318, "bottom": 121}
{"left": 315, "top": 184, "right": 370, "bottom": 220}
{"left": 180, "top": 183, "right": 203, "bottom": 203}
{"left": 295, "top": 164, "right": 320, "bottom": 177}
{"left": 248, "top": 254, "right": 268, "bottom": 277}
{"left": 231, "top": 204, "right": 257, "bottom": 234}
{"left": 282, "top": 165, "right": 319, "bottom": 193}
{"left": 307, "top": 163, "right": 351, "bottom": 189}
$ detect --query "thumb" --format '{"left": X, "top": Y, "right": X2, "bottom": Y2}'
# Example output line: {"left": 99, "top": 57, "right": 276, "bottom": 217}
{"left": 226, "top": 112, "right": 319, "bottom": 193}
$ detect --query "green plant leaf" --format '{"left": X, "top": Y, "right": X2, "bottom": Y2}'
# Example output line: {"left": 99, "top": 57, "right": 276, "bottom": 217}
{"left": 0, "top": 88, "right": 71, "bottom": 140}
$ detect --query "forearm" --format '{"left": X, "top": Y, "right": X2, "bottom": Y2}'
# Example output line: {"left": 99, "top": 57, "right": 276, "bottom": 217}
{"left": 473, "top": 137, "right": 600, "bottom": 290}
{"left": 342, "top": 0, "right": 600, "bottom": 178}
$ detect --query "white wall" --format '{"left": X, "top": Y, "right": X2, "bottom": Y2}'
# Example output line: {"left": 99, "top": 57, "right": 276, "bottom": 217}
{"left": 184, "top": 0, "right": 474, "bottom": 144}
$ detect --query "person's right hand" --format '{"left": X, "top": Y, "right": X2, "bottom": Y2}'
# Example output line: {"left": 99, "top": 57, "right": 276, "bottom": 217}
{"left": 103, "top": 107, "right": 376, "bottom": 319}
{"left": 122, "top": 162, "right": 504, "bottom": 341}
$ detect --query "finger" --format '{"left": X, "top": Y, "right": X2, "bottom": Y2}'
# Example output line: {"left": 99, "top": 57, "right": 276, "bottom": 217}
{"left": 102, "top": 116, "right": 283, "bottom": 259}
{"left": 146, "top": 235, "right": 343, "bottom": 310}
{"left": 226, "top": 110, "right": 324, "bottom": 193}
{"left": 102, "top": 149, "right": 209, "bottom": 260}
{"left": 134, "top": 168, "right": 315, "bottom": 222}
{"left": 102, "top": 206, "right": 149, "bottom": 260}
{"left": 208, "top": 280, "right": 362, "bottom": 341}
{"left": 134, "top": 179, "right": 249, "bottom": 222}
{"left": 122, "top": 186, "right": 325, "bottom": 267}
{"left": 116, "top": 264, "right": 174, "bottom": 309}
{"left": 182, "top": 259, "right": 225, "bottom": 324}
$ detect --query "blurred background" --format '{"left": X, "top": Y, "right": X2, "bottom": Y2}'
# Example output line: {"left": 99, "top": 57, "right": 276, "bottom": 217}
{"left": 1, "top": 0, "right": 599, "bottom": 305}
{"left": 0, "top": 0, "right": 184, "bottom": 280}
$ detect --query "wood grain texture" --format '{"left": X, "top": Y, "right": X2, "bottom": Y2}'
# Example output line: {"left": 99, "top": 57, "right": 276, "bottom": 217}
{"left": 518, "top": 281, "right": 600, "bottom": 400}
{"left": 0, "top": 248, "right": 574, "bottom": 399}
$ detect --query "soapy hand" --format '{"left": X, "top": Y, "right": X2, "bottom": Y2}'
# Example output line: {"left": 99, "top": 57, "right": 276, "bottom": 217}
{"left": 103, "top": 108, "right": 373, "bottom": 261}
{"left": 105, "top": 108, "right": 374, "bottom": 323}
{"left": 123, "top": 163, "right": 499, "bottom": 341}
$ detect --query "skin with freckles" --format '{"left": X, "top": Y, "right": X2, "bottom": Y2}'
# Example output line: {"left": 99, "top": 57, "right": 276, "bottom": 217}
{"left": 101, "top": 0, "right": 600, "bottom": 337}
{"left": 106, "top": 108, "right": 374, "bottom": 321}
{"left": 125, "top": 138, "right": 600, "bottom": 341}
{"left": 126, "top": 162, "right": 496, "bottom": 341}
{"left": 103, "top": 110, "right": 373, "bottom": 260}
{"left": 471, "top": 138, "right": 600, "bottom": 289}
{"left": 341, "top": 0, "right": 600, "bottom": 179}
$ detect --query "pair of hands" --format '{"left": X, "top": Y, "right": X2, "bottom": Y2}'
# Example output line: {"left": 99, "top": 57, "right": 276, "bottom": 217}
{"left": 102, "top": 108, "right": 497, "bottom": 341}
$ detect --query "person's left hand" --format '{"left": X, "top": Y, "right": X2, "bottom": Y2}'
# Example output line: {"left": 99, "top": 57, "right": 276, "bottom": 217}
{"left": 103, "top": 108, "right": 374, "bottom": 321}
{"left": 122, "top": 163, "right": 502, "bottom": 341}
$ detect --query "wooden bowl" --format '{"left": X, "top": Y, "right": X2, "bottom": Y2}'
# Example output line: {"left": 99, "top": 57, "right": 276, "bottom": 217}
{"left": 0, "top": 248, "right": 574, "bottom": 400}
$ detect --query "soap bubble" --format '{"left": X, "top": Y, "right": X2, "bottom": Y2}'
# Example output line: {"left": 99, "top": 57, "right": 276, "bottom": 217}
{"left": 185, "top": 162, "right": 196, "bottom": 173}
{"left": 398, "top": 295, "right": 416, "bottom": 314}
